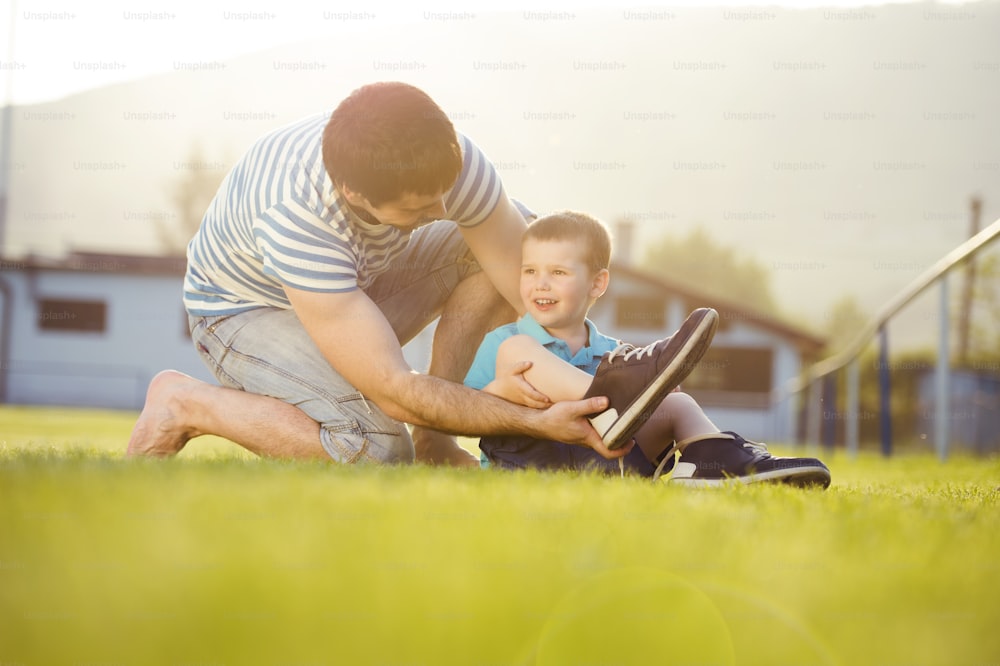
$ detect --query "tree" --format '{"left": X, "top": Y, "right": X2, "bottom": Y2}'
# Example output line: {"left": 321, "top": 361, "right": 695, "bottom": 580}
{"left": 156, "top": 145, "right": 228, "bottom": 255}
{"left": 824, "top": 294, "right": 870, "bottom": 355}
{"left": 964, "top": 246, "right": 1000, "bottom": 363}
{"left": 637, "top": 223, "right": 779, "bottom": 314}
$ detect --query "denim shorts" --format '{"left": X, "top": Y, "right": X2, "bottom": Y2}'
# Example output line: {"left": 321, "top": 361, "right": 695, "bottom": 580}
{"left": 189, "top": 220, "right": 481, "bottom": 464}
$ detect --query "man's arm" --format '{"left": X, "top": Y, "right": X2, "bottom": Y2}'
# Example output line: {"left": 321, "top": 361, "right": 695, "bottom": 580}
{"left": 457, "top": 194, "right": 529, "bottom": 315}
{"left": 284, "top": 285, "right": 624, "bottom": 457}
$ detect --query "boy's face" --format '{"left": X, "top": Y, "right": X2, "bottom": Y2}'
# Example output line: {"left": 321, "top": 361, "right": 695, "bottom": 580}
{"left": 519, "top": 237, "right": 609, "bottom": 337}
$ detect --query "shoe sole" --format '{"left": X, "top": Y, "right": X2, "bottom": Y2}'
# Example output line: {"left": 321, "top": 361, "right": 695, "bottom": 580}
{"left": 603, "top": 309, "right": 718, "bottom": 449}
{"left": 670, "top": 465, "right": 832, "bottom": 489}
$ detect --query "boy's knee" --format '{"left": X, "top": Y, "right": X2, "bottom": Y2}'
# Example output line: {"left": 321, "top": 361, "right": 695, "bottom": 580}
{"left": 663, "top": 391, "right": 697, "bottom": 409}
{"left": 497, "top": 334, "right": 544, "bottom": 362}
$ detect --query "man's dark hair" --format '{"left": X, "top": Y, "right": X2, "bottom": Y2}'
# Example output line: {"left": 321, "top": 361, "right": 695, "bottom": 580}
{"left": 524, "top": 211, "right": 612, "bottom": 274}
{"left": 322, "top": 82, "right": 463, "bottom": 207}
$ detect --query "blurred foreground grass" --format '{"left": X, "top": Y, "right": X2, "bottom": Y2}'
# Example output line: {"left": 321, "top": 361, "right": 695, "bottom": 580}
{"left": 1, "top": 405, "right": 999, "bottom": 665}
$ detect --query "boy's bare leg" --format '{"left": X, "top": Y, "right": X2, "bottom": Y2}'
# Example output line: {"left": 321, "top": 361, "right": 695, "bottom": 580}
{"left": 411, "top": 271, "right": 516, "bottom": 466}
{"left": 127, "top": 370, "right": 328, "bottom": 460}
{"left": 633, "top": 392, "right": 720, "bottom": 462}
{"left": 494, "top": 335, "right": 721, "bottom": 463}
{"left": 494, "top": 334, "right": 593, "bottom": 402}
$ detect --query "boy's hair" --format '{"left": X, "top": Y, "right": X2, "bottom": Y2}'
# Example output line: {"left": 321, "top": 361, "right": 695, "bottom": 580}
{"left": 322, "top": 82, "right": 463, "bottom": 207}
{"left": 524, "top": 211, "right": 612, "bottom": 274}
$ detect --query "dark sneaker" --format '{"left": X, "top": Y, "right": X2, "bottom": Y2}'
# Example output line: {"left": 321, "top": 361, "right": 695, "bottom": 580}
{"left": 670, "top": 432, "right": 831, "bottom": 488}
{"left": 652, "top": 443, "right": 678, "bottom": 482}
{"left": 584, "top": 308, "right": 718, "bottom": 450}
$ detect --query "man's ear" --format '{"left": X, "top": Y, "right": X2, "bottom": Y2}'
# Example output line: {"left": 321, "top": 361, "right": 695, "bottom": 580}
{"left": 591, "top": 268, "right": 610, "bottom": 299}
{"left": 339, "top": 182, "right": 368, "bottom": 208}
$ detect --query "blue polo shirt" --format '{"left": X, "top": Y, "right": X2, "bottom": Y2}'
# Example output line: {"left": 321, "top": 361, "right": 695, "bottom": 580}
{"left": 464, "top": 314, "right": 620, "bottom": 468}
{"left": 464, "top": 313, "right": 620, "bottom": 390}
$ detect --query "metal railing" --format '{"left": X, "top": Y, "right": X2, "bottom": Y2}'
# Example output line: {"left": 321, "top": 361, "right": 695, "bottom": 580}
{"left": 785, "top": 216, "right": 1000, "bottom": 459}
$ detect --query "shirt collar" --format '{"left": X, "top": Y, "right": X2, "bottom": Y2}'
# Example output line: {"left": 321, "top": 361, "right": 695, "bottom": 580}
{"left": 515, "top": 312, "right": 560, "bottom": 345}
{"left": 515, "top": 313, "right": 602, "bottom": 352}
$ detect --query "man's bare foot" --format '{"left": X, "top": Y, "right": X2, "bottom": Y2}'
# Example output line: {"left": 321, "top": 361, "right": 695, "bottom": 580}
{"left": 126, "top": 370, "right": 202, "bottom": 458}
{"left": 412, "top": 426, "right": 478, "bottom": 468}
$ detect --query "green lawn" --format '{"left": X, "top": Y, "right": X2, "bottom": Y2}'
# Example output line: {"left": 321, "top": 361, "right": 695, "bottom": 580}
{"left": 1, "top": 405, "right": 998, "bottom": 665}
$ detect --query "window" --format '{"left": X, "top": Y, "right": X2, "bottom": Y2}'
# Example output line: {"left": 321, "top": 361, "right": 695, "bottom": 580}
{"left": 37, "top": 298, "right": 107, "bottom": 333}
{"left": 683, "top": 347, "right": 773, "bottom": 393}
{"left": 615, "top": 297, "right": 665, "bottom": 329}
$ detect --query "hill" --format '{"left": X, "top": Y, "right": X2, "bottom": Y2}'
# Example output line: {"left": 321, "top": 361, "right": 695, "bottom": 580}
{"left": 4, "top": 3, "right": 1000, "bottom": 345}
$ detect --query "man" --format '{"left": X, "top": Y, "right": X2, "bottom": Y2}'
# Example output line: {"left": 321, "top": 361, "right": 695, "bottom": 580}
{"left": 127, "top": 81, "right": 629, "bottom": 466}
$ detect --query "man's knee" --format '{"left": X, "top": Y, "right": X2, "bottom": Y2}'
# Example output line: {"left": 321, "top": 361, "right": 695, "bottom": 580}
{"left": 320, "top": 426, "right": 415, "bottom": 465}
{"left": 442, "top": 270, "right": 517, "bottom": 339}
{"left": 475, "top": 278, "right": 517, "bottom": 332}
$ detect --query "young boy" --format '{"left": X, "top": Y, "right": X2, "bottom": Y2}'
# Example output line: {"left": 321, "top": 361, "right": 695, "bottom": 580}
{"left": 463, "top": 211, "right": 831, "bottom": 487}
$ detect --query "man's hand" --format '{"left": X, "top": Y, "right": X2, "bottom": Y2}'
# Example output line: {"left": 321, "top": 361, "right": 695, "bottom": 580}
{"left": 482, "top": 360, "right": 552, "bottom": 409}
{"left": 537, "top": 396, "right": 633, "bottom": 460}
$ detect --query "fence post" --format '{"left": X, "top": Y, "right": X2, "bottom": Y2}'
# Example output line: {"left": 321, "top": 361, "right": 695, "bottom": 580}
{"left": 935, "top": 274, "right": 950, "bottom": 461}
{"left": 878, "top": 325, "right": 893, "bottom": 457}
{"left": 806, "top": 378, "right": 822, "bottom": 449}
{"left": 846, "top": 358, "right": 860, "bottom": 458}
{"left": 821, "top": 373, "right": 837, "bottom": 450}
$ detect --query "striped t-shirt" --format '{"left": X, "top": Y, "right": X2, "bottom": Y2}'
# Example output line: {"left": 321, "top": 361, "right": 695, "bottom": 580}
{"left": 183, "top": 113, "right": 504, "bottom": 316}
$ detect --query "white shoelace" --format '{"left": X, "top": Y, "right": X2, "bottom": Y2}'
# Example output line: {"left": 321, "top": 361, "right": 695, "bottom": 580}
{"left": 742, "top": 439, "right": 771, "bottom": 458}
{"left": 606, "top": 340, "right": 660, "bottom": 363}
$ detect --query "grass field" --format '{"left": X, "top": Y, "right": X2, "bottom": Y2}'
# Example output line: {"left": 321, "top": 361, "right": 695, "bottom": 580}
{"left": 1, "top": 405, "right": 999, "bottom": 666}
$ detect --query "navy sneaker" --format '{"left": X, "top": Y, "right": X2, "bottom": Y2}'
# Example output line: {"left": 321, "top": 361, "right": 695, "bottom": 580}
{"left": 669, "top": 432, "right": 831, "bottom": 488}
{"left": 584, "top": 308, "right": 718, "bottom": 450}
{"left": 652, "top": 443, "right": 677, "bottom": 482}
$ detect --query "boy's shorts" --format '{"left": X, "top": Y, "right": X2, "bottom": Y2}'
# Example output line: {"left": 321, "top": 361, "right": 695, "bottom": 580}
{"left": 478, "top": 435, "right": 657, "bottom": 477}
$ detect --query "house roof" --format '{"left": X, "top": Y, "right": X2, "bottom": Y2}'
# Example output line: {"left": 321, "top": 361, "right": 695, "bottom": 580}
{"left": 1, "top": 251, "right": 187, "bottom": 276}
{"left": 609, "top": 262, "right": 826, "bottom": 353}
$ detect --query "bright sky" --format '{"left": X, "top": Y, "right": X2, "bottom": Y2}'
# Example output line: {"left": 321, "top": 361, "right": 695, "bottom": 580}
{"left": 0, "top": 0, "right": 977, "bottom": 105}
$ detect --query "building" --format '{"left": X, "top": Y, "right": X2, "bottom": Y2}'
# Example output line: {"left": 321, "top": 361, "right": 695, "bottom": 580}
{"left": 587, "top": 264, "right": 826, "bottom": 443}
{"left": 0, "top": 251, "right": 825, "bottom": 443}
{"left": 0, "top": 252, "right": 214, "bottom": 410}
